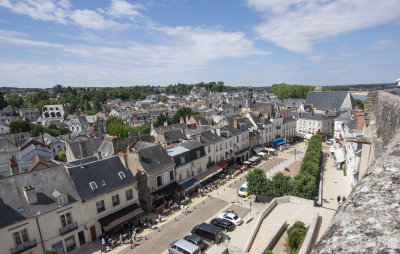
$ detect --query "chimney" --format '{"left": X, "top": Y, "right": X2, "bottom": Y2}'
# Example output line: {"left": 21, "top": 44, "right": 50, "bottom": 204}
{"left": 208, "top": 118, "right": 214, "bottom": 126}
{"left": 40, "top": 132, "right": 44, "bottom": 144}
{"left": 233, "top": 118, "right": 238, "bottom": 129}
{"left": 118, "top": 151, "right": 129, "bottom": 168}
{"left": 180, "top": 128, "right": 185, "bottom": 134}
{"left": 96, "top": 150, "right": 102, "bottom": 160}
{"left": 8, "top": 155, "right": 19, "bottom": 175}
{"left": 164, "top": 121, "right": 168, "bottom": 126}
{"left": 356, "top": 113, "right": 365, "bottom": 130}
{"left": 180, "top": 117, "right": 184, "bottom": 123}
{"left": 196, "top": 134, "right": 201, "bottom": 142}
{"left": 23, "top": 185, "right": 38, "bottom": 204}
{"left": 79, "top": 141, "right": 87, "bottom": 158}
{"left": 150, "top": 120, "right": 154, "bottom": 129}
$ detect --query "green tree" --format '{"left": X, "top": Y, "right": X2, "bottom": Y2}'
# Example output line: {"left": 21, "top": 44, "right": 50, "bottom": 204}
{"left": 92, "top": 97, "right": 102, "bottom": 112}
{"left": 291, "top": 173, "right": 316, "bottom": 199}
{"left": 0, "top": 92, "right": 8, "bottom": 109}
{"left": 6, "top": 93, "right": 24, "bottom": 108}
{"left": 266, "top": 172, "right": 292, "bottom": 198}
{"left": 286, "top": 221, "right": 308, "bottom": 253}
{"left": 246, "top": 168, "right": 269, "bottom": 195}
{"left": 26, "top": 91, "right": 49, "bottom": 108}
{"left": 9, "top": 120, "right": 31, "bottom": 133}
{"left": 354, "top": 99, "right": 365, "bottom": 110}
{"left": 69, "top": 100, "right": 78, "bottom": 114}
{"left": 30, "top": 124, "right": 44, "bottom": 137}
{"left": 58, "top": 152, "right": 67, "bottom": 162}
{"left": 172, "top": 107, "right": 200, "bottom": 124}
{"left": 154, "top": 113, "right": 170, "bottom": 127}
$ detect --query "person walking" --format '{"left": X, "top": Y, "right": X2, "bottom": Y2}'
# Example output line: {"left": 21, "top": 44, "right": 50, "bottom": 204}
{"left": 337, "top": 195, "right": 341, "bottom": 203}
{"left": 101, "top": 237, "right": 105, "bottom": 253}
{"left": 158, "top": 214, "right": 162, "bottom": 223}
{"left": 342, "top": 196, "right": 346, "bottom": 202}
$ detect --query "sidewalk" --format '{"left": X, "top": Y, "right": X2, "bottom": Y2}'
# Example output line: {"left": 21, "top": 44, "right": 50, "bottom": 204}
{"left": 321, "top": 143, "right": 352, "bottom": 211}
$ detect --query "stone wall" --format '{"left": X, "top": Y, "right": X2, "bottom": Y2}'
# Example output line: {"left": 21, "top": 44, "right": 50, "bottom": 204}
{"left": 312, "top": 91, "right": 400, "bottom": 253}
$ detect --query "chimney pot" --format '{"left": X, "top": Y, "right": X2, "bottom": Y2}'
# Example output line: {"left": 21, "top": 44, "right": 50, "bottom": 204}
{"left": 23, "top": 185, "right": 38, "bottom": 204}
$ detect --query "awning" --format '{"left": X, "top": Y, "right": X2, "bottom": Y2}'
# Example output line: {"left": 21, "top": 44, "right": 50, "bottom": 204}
{"left": 296, "top": 132, "right": 306, "bottom": 138}
{"left": 194, "top": 164, "right": 223, "bottom": 182}
{"left": 329, "top": 146, "right": 335, "bottom": 153}
{"left": 253, "top": 146, "right": 264, "bottom": 153}
{"left": 98, "top": 202, "right": 144, "bottom": 232}
{"left": 305, "top": 134, "right": 313, "bottom": 140}
{"left": 266, "top": 148, "right": 276, "bottom": 152}
{"left": 243, "top": 161, "right": 251, "bottom": 165}
{"left": 153, "top": 181, "right": 181, "bottom": 197}
{"left": 248, "top": 156, "right": 259, "bottom": 162}
{"left": 335, "top": 149, "right": 345, "bottom": 163}
{"left": 273, "top": 139, "right": 286, "bottom": 146}
{"left": 179, "top": 177, "right": 200, "bottom": 191}
{"left": 217, "top": 161, "right": 228, "bottom": 168}
{"left": 236, "top": 151, "right": 248, "bottom": 158}
{"left": 257, "top": 152, "right": 267, "bottom": 156}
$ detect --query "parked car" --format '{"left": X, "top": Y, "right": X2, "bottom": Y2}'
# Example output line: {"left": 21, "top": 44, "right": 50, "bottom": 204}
{"left": 237, "top": 182, "right": 248, "bottom": 197}
{"left": 168, "top": 239, "right": 201, "bottom": 254}
{"left": 217, "top": 212, "right": 243, "bottom": 226}
{"left": 191, "top": 223, "right": 224, "bottom": 244}
{"left": 326, "top": 139, "right": 335, "bottom": 145}
{"left": 183, "top": 235, "right": 207, "bottom": 251}
{"left": 210, "top": 218, "right": 236, "bottom": 232}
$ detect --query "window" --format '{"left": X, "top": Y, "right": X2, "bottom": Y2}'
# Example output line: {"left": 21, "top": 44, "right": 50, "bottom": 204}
{"left": 196, "top": 150, "right": 200, "bottom": 158}
{"left": 58, "top": 195, "right": 68, "bottom": 206}
{"left": 118, "top": 172, "right": 126, "bottom": 180}
{"left": 157, "top": 175, "right": 162, "bottom": 187}
{"left": 179, "top": 174, "right": 182, "bottom": 181}
{"left": 112, "top": 194, "right": 120, "bottom": 207}
{"left": 225, "top": 143, "right": 227, "bottom": 149}
{"left": 169, "top": 170, "right": 174, "bottom": 181}
{"left": 96, "top": 200, "right": 105, "bottom": 213}
{"left": 65, "top": 235, "right": 76, "bottom": 252}
{"left": 126, "top": 189, "right": 133, "bottom": 201}
{"left": 13, "top": 229, "right": 29, "bottom": 246}
{"left": 237, "top": 136, "right": 239, "bottom": 142}
{"left": 220, "top": 144, "right": 222, "bottom": 150}
{"left": 180, "top": 156, "right": 185, "bottom": 164}
{"left": 60, "top": 212, "right": 73, "bottom": 227}
{"left": 155, "top": 159, "right": 160, "bottom": 165}
{"left": 89, "top": 181, "right": 98, "bottom": 190}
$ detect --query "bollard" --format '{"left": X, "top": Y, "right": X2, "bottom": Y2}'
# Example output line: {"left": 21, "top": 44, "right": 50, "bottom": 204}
{"left": 194, "top": 206, "right": 197, "bottom": 209}
{"left": 217, "top": 191, "right": 219, "bottom": 195}
{"left": 202, "top": 200, "right": 205, "bottom": 204}
{"left": 175, "top": 217, "right": 177, "bottom": 221}
{"left": 158, "top": 227, "right": 160, "bottom": 232}
{"left": 145, "top": 235, "right": 147, "bottom": 240}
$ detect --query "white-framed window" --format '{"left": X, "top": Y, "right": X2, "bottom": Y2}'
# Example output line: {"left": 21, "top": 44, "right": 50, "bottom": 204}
{"left": 180, "top": 156, "right": 185, "bottom": 164}
{"left": 118, "top": 172, "right": 126, "bottom": 180}
{"left": 60, "top": 212, "right": 73, "bottom": 227}
{"left": 12, "top": 229, "right": 29, "bottom": 246}
{"left": 196, "top": 150, "right": 200, "bottom": 158}
{"left": 89, "top": 181, "right": 98, "bottom": 190}
{"left": 96, "top": 200, "right": 105, "bottom": 213}
{"left": 112, "top": 194, "right": 120, "bottom": 206}
{"left": 126, "top": 189, "right": 133, "bottom": 201}
{"left": 58, "top": 195, "right": 68, "bottom": 206}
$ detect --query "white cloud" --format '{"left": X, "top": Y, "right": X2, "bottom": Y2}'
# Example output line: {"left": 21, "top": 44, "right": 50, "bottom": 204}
{"left": 107, "top": 0, "right": 144, "bottom": 19}
{"left": 247, "top": 0, "right": 400, "bottom": 53}
{"left": 369, "top": 39, "right": 396, "bottom": 50}
{"left": 69, "top": 9, "right": 123, "bottom": 30}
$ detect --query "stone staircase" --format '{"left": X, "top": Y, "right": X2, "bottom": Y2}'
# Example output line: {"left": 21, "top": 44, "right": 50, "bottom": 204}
{"left": 248, "top": 220, "right": 278, "bottom": 254}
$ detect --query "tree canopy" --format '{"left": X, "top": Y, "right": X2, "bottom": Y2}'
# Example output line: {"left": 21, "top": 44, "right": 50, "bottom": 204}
{"left": 172, "top": 107, "right": 200, "bottom": 124}
{"left": 0, "top": 92, "right": 7, "bottom": 110}
{"left": 270, "top": 83, "right": 315, "bottom": 99}
{"left": 6, "top": 93, "right": 24, "bottom": 108}
{"left": 106, "top": 117, "right": 150, "bottom": 137}
{"left": 9, "top": 120, "right": 31, "bottom": 133}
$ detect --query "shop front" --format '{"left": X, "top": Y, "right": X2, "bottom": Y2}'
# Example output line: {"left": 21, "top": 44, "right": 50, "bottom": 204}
{"left": 98, "top": 202, "right": 144, "bottom": 233}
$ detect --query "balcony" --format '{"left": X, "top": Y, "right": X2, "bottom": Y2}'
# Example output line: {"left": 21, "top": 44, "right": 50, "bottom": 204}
{"left": 59, "top": 222, "right": 78, "bottom": 235}
{"left": 11, "top": 239, "right": 37, "bottom": 254}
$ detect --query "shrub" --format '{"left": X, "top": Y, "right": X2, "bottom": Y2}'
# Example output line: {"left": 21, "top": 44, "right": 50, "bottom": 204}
{"left": 286, "top": 221, "right": 308, "bottom": 254}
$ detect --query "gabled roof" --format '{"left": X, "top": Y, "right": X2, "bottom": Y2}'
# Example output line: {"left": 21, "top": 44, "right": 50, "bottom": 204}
{"left": 67, "top": 137, "right": 103, "bottom": 159}
{"left": 0, "top": 165, "right": 80, "bottom": 228}
{"left": 66, "top": 156, "right": 136, "bottom": 201}
{"left": 335, "top": 111, "right": 353, "bottom": 122}
{"left": 199, "top": 130, "right": 224, "bottom": 145}
{"left": 153, "top": 123, "right": 188, "bottom": 135}
{"left": 305, "top": 91, "right": 356, "bottom": 112}
{"left": 166, "top": 140, "right": 205, "bottom": 167}
{"left": 27, "top": 155, "right": 60, "bottom": 171}
{"left": 134, "top": 142, "right": 175, "bottom": 175}
{"left": 222, "top": 124, "right": 245, "bottom": 136}
{"left": 164, "top": 129, "right": 187, "bottom": 144}
{"left": 253, "top": 102, "right": 273, "bottom": 116}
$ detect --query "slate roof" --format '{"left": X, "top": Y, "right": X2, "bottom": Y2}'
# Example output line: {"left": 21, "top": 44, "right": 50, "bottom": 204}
{"left": 134, "top": 142, "right": 175, "bottom": 175}
{"left": 28, "top": 155, "right": 60, "bottom": 171}
{"left": 67, "top": 137, "right": 103, "bottom": 159}
{"left": 222, "top": 124, "right": 245, "bottom": 136}
{"left": 299, "top": 114, "right": 331, "bottom": 121}
{"left": 0, "top": 165, "right": 80, "bottom": 228}
{"left": 283, "top": 116, "right": 297, "bottom": 123}
{"left": 66, "top": 156, "right": 136, "bottom": 201}
{"left": 153, "top": 123, "right": 188, "bottom": 135}
{"left": 192, "top": 116, "right": 209, "bottom": 125}
{"left": 65, "top": 156, "right": 98, "bottom": 167}
{"left": 199, "top": 130, "right": 224, "bottom": 145}
{"left": 19, "top": 144, "right": 52, "bottom": 162}
{"left": 166, "top": 140, "right": 205, "bottom": 167}
{"left": 305, "top": 91, "right": 356, "bottom": 112}
{"left": 164, "top": 129, "right": 187, "bottom": 144}
{"left": 335, "top": 111, "right": 353, "bottom": 122}
{"left": 253, "top": 102, "right": 274, "bottom": 116}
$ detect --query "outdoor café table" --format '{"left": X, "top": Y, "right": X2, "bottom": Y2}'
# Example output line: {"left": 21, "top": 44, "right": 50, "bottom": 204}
{"left": 155, "top": 204, "right": 165, "bottom": 213}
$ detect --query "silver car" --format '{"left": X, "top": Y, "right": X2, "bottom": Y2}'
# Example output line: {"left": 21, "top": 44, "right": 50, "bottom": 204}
{"left": 168, "top": 239, "right": 201, "bottom": 254}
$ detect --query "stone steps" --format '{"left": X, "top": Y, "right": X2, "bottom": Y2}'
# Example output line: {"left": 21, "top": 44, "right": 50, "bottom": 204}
{"left": 248, "top": 220, "right": 277, "bottom": 254}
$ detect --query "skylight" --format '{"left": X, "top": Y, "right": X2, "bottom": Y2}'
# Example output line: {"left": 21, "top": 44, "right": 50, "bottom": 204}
{"left": 118, "top": 172, "right": 126, "bottom": 180}
{"left": 89, "top": 181, "right": 98, "bottom": 190}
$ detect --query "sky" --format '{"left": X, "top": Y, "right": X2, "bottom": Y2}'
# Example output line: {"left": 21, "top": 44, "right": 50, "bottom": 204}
{"left": 0, "top": 0, "right": 400, "bottom": 88}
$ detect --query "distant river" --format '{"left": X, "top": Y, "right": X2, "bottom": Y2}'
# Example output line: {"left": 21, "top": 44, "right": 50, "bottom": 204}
{"left": 352, "top": 94, "right": 366, "bottom": 101}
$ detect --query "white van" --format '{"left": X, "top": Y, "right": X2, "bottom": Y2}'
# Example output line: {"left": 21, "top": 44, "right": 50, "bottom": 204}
{"left": 237, "top": 182, "right": 248, "bottom": 197}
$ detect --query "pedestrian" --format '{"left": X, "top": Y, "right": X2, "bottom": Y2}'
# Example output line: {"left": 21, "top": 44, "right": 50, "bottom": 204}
{"left": 119, "top": 234, "right": 123, "bottom": 246}
{"left": 342, "top": 196, "right": 346, "bottom": 202}
{"left": 101, "top": 237, "right": 105, "bottom": 253}
{"left": 158, "top": 214, "right": 162, "bottom": 223}
{"left": 337, "top": 195, "right": 341, "bottom": 203}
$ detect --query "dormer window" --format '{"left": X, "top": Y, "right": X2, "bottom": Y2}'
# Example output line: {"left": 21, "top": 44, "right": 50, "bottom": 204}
{"left": 17, "top": 207, "right": 24, "bottom": 214}
{"left": 180, "top": 156, "right": 185, "bottom": 164}
{"left": 155, "top": 159, "right": 160, "bottom": 165}
{"left": 89, "top": 181, "right": 98, "bottom": 190}
{"left": 58, "top": 195, "right": 68, "bottom": 206}
{"left": 118, "top": 172, "right": 126, "bottom": 180}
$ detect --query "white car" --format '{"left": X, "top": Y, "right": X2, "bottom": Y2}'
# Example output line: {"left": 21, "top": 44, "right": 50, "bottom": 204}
{"left": 217, "top": 212, "right": 243, "bottom": 226}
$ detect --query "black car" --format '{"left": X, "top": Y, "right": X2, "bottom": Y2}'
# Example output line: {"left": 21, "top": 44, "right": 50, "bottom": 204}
{"left": 183, "top": 235, "right": 207, "bottom": 251}
{"left": 191, "top": 223, "right": 224, "bottom": 244}
{"left": 210, "top": 218, "right": 236, "bottom": 232}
